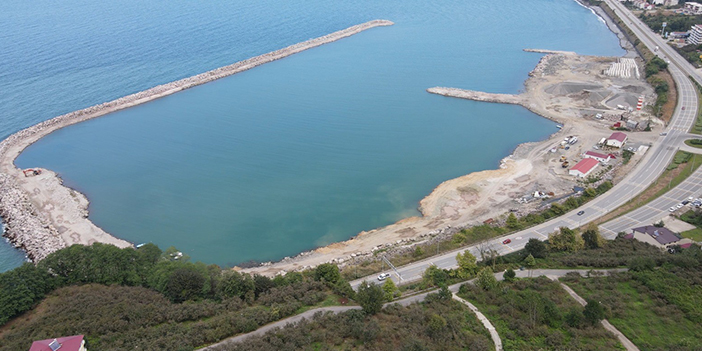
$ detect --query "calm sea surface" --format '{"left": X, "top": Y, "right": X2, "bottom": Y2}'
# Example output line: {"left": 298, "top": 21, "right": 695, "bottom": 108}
{"left": 2, "top": 0, "right": 623, "bottom": 270}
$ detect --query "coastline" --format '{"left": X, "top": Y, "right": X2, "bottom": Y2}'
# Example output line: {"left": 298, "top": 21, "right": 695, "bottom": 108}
{"left": 245, "top": 1, "right": 645, "bottom": 275}
{"left": 0, "top": 20, "right": 394, "bottom": 262}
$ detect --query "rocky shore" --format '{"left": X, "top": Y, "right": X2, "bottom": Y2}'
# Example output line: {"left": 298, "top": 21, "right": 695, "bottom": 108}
{"left": 0, "top": 173, "right": 65, "bottom": 261}
{"left": 0, "top": 19, "right": 394, "bottom": 262}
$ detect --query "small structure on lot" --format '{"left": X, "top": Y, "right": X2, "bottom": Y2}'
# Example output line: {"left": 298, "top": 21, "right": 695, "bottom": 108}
{"left": 569, "top": 158, "right": 599, "bottom": 178}
{"left": 29, "top": 335, "right": 87, "bottom": 351}
{"left": 606, "top": 132, "right": 628, "bottom": 148}
{"left": 631, "top": 226, "right": 686, "bottom": 249}
{"left": 583, "top": 151, "right": 611, "bottom": 163}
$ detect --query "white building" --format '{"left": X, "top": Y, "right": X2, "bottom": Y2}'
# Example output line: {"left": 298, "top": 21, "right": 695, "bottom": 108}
{"left": 583, "top": 151, "right": 611, "bottom": 163}
{"left": 652, "top": 0, "right": 678, "bottom": 6}
{"left": 685, "top": 1, "right": 702, "bottom": 14}
{"left": 569, "top": 158, "right": 599, "bottom": 178}
{"left": 606, "top": 132, "right": 628, "bottom": 148}
{"left": 688, "top": 24, "right": 702, "bottom": 45}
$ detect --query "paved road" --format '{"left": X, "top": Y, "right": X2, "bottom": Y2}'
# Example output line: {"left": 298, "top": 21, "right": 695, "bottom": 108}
{"left": 202, "top": 269, "right": 622, "bottom": 350}
{"left": 351, "top": 3, "right": 698, "bottom": 288}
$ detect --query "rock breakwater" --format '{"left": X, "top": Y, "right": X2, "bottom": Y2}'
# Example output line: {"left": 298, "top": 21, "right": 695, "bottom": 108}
{"left": 0, "top": 19, "right": 394, "bottom": 262}
{"left": 0, "top": 173, "right": 65, "bottom": 261}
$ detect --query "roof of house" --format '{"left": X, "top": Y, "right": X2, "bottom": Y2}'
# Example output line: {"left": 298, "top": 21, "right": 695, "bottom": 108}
{"left": 29, "top": 335, "right": 84, "bottom": 351}
{"left": 608, "top": 132, "right": 628, "bottom": 142}
{"left": 584, "top": 151, "right": 609, "bottom": 159}
{"left": 632, "top": 226, "right": 680, "bottom": 245}
{"left": 570, "top": 158, "right": 599, "bottom": 174}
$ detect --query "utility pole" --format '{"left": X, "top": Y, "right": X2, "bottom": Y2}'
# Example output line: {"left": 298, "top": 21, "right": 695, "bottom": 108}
{"left": 382, "top": 256, "right": 403, "bottom": 281}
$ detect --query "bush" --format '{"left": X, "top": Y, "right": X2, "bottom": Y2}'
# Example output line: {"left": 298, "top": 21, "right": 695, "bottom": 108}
{"left": 356, "top": 281, "right": 385, "bottom": 315}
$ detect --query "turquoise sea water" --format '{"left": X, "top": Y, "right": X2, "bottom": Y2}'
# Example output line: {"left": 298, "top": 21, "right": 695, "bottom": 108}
{"left": 2, "top": 0, "right": 623, "bottom": 269}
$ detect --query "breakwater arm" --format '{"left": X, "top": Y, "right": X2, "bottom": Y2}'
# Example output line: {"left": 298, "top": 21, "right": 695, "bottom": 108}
{"left": 524, "top": 48, "right": 577, "bottom": 55}
{"left": 426, "top": 87, "right": 525, "bottom": 105}
{"left": 0, "top": 19, "right": 394, "bottom": 262}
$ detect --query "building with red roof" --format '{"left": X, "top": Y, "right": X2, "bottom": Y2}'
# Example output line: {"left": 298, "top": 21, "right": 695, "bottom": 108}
{"left": 29, "top": 335, "right": 87, "bottom": 351}
{"left": 569, "top": 158, "right": 599, "bottom": 178}
{"left": 583, "top": 151, "right": 610, "bottom": 163}
{"left": 606, "top": 132, "right": 628, "bottom": 148}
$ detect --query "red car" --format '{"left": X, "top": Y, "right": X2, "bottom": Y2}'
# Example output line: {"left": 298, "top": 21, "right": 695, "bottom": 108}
{"left": 502, "top": 239, "right": 511, "bottom": 244}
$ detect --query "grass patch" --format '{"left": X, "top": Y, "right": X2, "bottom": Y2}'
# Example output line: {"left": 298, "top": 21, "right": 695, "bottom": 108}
{"left": 689, "top": 78, "right": 702, "bottom": 135}
{"left": 563, "top": 271, "right": 702, "bottom": 350}
{"left": 684, "top": 139, "right": 702, "bottom": 149}
{"left": 457, "top": 277, "right": 622, "bottom": 351}
{"left": 681, "top": 228, "right": 702, "bottom": 241}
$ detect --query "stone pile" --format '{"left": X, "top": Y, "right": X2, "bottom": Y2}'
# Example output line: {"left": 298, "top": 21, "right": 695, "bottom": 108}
{"left": 0, "top": 173, "right": 65, "bottom": 261}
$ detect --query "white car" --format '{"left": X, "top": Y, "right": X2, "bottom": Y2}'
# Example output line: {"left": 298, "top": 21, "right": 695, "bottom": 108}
{"left": 377, "top": 273, "right": 391, "bottom": 281}
{"left": 669, "top": 207, "right": 676, "bottom": 212}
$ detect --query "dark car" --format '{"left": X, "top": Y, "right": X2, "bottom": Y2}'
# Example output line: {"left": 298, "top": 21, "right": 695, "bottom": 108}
{"left": 577, "top": 210, "right": 585, "bottom": 216}
{"left": 502, "top": 239, "right": 511, "bottom": 244}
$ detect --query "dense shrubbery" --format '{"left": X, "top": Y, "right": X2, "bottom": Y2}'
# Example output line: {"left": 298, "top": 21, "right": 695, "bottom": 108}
{"left": 211, "top": 298, "right": 493, "bottom": 351}
{"left": 0, "top": 282, "right": 330, "bottom": 351}
{"left": 458, "top": 276, "right": 621, "bottom": 350}
{"left": 489, "top": 231, "right": 681, "bottom": 270}
{"left": 0, "top": 243, "right": 353, "bottom": 335}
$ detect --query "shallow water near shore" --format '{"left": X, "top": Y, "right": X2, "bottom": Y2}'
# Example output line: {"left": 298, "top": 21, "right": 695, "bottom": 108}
{"left": 4, "top": 0, "right": 623, "bottom": 268}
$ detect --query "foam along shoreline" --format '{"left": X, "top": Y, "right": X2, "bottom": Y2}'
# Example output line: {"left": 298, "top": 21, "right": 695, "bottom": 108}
{"left": 0, "top": 19, "right": 394, "bottom": 262}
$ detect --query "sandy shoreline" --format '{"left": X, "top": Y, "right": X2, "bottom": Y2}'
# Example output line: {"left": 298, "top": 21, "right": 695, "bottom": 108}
{"left": 0, "top": 20, "right": 394, "bottom": 262}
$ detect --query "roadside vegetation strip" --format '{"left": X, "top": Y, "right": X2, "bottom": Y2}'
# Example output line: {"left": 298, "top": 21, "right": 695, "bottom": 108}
{"left": 341, "top": 181, "right": 615, "bottom": 282}
{"left": 689, "top": 78, "right": 702, "bottom": 135}
{"left": 593, "top": 150, "right": 702, "bottom": 226}
{"left": 684, "top": 139, "right": 702, "bottom": 148}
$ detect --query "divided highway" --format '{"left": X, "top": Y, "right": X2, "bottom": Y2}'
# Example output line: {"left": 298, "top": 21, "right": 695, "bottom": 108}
{"left": 351, "top": 2, "right": 700, "bottom": 288}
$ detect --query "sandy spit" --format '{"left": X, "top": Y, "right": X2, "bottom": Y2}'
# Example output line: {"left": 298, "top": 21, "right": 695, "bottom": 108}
{"left": 0, "top": 20, "right": 394, "bottom": 262}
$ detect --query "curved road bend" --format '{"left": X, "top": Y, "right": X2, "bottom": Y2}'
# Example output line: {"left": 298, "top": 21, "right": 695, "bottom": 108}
{"left": 351, "top": 2, "right": 699, "bottom": 289}
{"left": 200, "top": 269, "right": 622, "bottom": 351}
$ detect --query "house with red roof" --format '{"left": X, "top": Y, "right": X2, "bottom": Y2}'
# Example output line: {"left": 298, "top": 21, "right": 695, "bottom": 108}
{"left": 569, "top": 158, "right": 599, "bottom": 178}
{"left": 606, "top": 132, "right": 628, "bottom": 148}
{"left": 583, "top": 151, "right": 611, "bottom": 163}
{"left": 29, "top": 335, "right": 87, "bottom": 351}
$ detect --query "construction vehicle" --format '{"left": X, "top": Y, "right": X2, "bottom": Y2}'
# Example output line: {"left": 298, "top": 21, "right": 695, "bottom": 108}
{"left": 22, "top": 169, "right": 41, "bottom": 177}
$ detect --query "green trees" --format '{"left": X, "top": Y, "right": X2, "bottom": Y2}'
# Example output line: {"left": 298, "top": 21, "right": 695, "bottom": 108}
{"left": 382, "top": 278, "right": 399, "bottom": 301}
{"left": 525, "top": 238, "right": 548, "bottom": 258}
{"left": 524, "top": 254, "right": 536, "bottom": 278}
{"left": 583, "top": 299, "right": 605, "bottom": 325}
{"left": 165, "top": 267, "right": 207, "bottom": 303}
{"left": 0, "top": 263, "right": 57, "bottom": 325}
{"left": 218, "top": 270, "right": 255, "bottom": 300}
{"left": 549, "top": 227, "right": 584, "bottom": 252}
{"left": 422, "top": 265, "right": 449, "bottom": 288}
{"left": 38, "top": 243, "right": 158, "bottom": 286}
{"left": 476, "top": 267, "right": 498, "bottom": 291}
{"left": 582, "top": 224, "right": 606, "bottom": 249}
{"left": 314, "top": 263, "right": 341, "bottom": 284}
{"left": 456, "top": 251, "right": 478, "bottom": 279}
{"left": 503, "top": 268, "right": 516, "bottom": 282}
{"left": 506, "top": 213, "right": 522, "bottom": 230}
{"left": 356, "top": 281, "right": 385, "bottom": 315}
